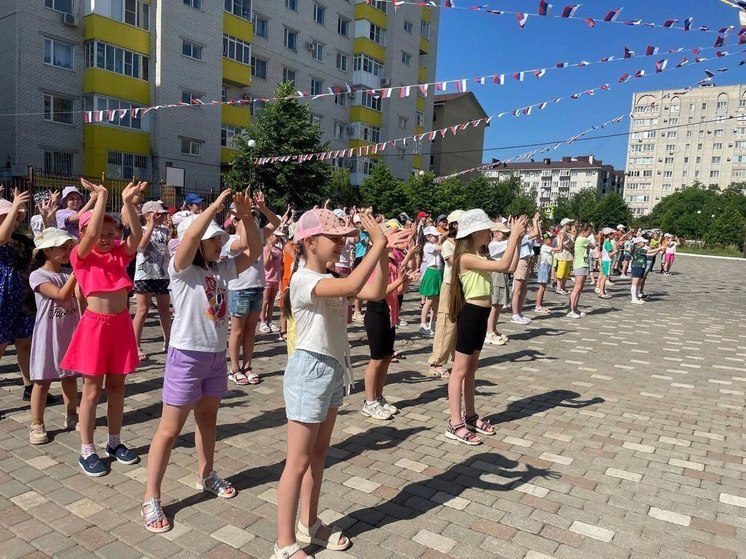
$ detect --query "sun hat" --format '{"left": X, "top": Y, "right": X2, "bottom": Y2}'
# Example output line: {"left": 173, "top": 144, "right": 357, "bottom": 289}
{"left": 423, "top": 226, "right": 439, "bottom": 237}
{"left": 416, "top": 211, "right": 430, "bottom": 220}
{"left": 447, "top": 210, "right": 464, "bottom": 224}
{"left": 456, "top": 209, "right": 499, "bottom": 239}
{"left": 616, "top": 224, "right": 626, "bottom": 230}
{"left": 60, "top": 186, "right": 82, "bottom": 204}
{"left": 601, "top": 227, "right": 615, "bottom": 235}
{"left": 293, "top": 208, "right": 358, "bottom": 242}
{"left": 436, "top": 214, "right": 447, "bottom": 223}
{"left": 559, "top": 218, "right": 573, "bottom": 226}
{"left": 32, "top": 227, "right": 76, "bottom": 253}
{"left": 171, "top": 210, "right": 193, "bottom": 227}
{"left": 79, "top": 210, "right": 116, "bottom": 229}
{"left": 176, "top": 214, "right": 229, "bottom": 244}
{"left": 385, "top": 219, "right": 402, "bottom": 231}
{"left": 142, "top": 200, "right": 168, "bottom": 214}
{"left": 632, "top": 236, "right": 647, "bottom": 244}
{"left": 494, "top": 221, "right": 511, "bottom": 233}
{"left": 184, "top": 193, "right": 204, "bottom": 206}
{"left": 664, "top": 232, "right": 673, "bottom": 238}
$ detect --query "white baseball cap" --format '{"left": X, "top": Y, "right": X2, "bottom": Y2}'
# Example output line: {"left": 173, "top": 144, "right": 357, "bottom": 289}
{"left": 176, "top": 214, "right": 229, "bottom": 244}
{"left": 142, "top": 200, "right": 168, "bottom": 214}
{"left": 423, "top": 226, "right": 439, "bottom": 237}
{"left": 60, "top": 186, "right": 82, "bottom": 204}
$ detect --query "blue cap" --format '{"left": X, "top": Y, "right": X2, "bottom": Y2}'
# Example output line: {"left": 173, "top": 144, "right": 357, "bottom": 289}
{"left": 185, "top": 193, "right": 204, "bottom": 205}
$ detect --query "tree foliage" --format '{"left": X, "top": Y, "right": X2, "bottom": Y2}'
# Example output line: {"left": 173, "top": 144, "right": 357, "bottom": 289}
{"left": 323, "top": 167, "right": 359, "bottom": 208}
{"left": 360, "top": 162, "right": 408, "bottom": 215}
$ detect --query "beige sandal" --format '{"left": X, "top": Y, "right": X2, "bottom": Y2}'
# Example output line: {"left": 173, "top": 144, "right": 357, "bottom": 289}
{"left": 296, "top": 518, "right": 350, "bottom": 551}
{"left": 272, "top": 542, "right": 313, "bottom": 559}
{"left": 142, "top": 497, "right": 171, "bottom": 533}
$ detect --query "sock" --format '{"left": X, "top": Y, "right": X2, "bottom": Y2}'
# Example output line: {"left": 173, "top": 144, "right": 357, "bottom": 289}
{"left": 107, "top": 433, "right": 121, "bottom": 449}
{"left": 81, "top": 443, "right": 95, "bottom": 459}
{"left": 365, "top": 400, "right": 378, "bottom": 406}
{"left": 631, "top": 285, "right": 636, "bottom": 300}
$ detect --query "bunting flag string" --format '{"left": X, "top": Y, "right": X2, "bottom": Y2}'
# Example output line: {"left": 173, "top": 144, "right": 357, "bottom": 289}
{"left": 253, "top": 48, "right": 746, "bottom": 166}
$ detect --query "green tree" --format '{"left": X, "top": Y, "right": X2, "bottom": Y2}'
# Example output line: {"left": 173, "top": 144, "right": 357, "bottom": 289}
{"left": 463, "top": 174, "right": 520, "bottom": 217}
{"left": 359, "top": 161, "right": 407, "bottom": 216}
{"left": 324, "top": 167, "right": 359, "bottom": 208}
{"left": 403, "top": 172, "right": 439, "bottom": 217}
{"left": 223, "top": 82, "right": 331, "bottom": 208}
{"left": 704, "top": 204, "right": 746, "bottom": 248}
{"left": 593, "top": 192, "right": 632, "bottom": 227}
{"left": 431, "top": 177, "right": 468, "bottom": 217}
{"left": 505, "top": 189, "right": 538, "bottom": 217}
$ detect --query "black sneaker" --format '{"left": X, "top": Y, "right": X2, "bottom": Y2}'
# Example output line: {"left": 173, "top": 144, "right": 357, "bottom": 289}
{"left": 79, "top": 453, "right": 107, "bottom": 477}
{"left": 22, "top": 385, "right": 32, "bottom": 401}
{"left": 104, "top": 443, "right": 139, "bottom": 465}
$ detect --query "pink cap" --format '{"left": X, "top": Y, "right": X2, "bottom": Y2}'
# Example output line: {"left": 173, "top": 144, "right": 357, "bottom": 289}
{"left": 293, "top": 208, "right": 358, "bottom": 242}
{"left": 79, "top": 210, "right": 116, "bottom": 229}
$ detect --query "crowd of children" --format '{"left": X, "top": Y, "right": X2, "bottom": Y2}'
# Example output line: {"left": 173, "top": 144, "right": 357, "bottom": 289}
{"left": 0, "top": 181, "right": 681, "bottom": 558}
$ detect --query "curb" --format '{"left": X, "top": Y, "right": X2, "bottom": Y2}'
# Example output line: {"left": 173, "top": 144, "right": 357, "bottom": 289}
{"left": 678, "top": 252, "right": 745, "bottom": 262}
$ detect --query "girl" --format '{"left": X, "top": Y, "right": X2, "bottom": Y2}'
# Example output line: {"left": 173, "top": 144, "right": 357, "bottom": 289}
{"left": 484, "top": 222, "right": 517, "bottom": 345}
{"left": 56, "top": 185, "right": 97, "bottom": 238}
{"left": 279, "top": 235, "right": 296, "bottom": 343}
{"left": 132, "top": 201, "right": 172, "bottom": 359}
{"left": 60, "top": 178, "right": 146, "bottom": 477}
{"left": 567, "top": 224, "right": 594, "bottom": 319}
{"left": 274, "top": 209, "right": 406, "bottom": 559}
{"left": 630, "top": 237, "right": 665, "bottom": 304}
{"left": 447, "top": 210, "right": 526, "bottom": 445}
{"left": 662, "top": 234, "right": 679, "bottom": 274}
{"left": 259, "top": 230, "right": 284, "bottom": 334}
{"left": 28, "top": 228, "right": 80, "bottom": 444}
{"left": 418, "top": 226, "right": 443, "bottom": 335}
{"left": 0, "top": 190, "right": 36, "bottom": 402}
{"left": 510, "top": 212, "right": 541, "bottom": 325}
{"left": 534, "top": 233, "right": 554, "bottom": 313}
{"left": 141, "top": 189, "right": 261, "bottom": 533}
{"left": 596, "top": 228, "right": 616, "bottom": 299}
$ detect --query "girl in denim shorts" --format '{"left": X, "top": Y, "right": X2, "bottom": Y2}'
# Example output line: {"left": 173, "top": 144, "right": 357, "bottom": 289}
{"left": 272, "top": 209, "right": 410, "bottom": 559}
{"left": 141, "top": 189, "right": 261, "bottom": 533}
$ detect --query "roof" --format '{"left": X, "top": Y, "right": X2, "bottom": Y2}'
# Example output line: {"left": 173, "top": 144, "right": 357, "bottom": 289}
{"left": 487, "top": 156, "right": 623, "bottom": 173}
{"left": 434, "top": 92, "right": 468, "bottom": 103}
{"left": 434, "top": 92, "right": 489, "bottom": 119}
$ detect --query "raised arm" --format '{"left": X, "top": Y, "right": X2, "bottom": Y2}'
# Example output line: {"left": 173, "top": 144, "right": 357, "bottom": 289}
{"left": 174, "top": 189, "right": 233, "bottom": 273}
{"left": 461, "top": 216, "right": 528, "bottom": 273}
{"left": 122, "top": 181, "right": 148, "bottom": 255}
{"left": 0, "top": 189, "right": 29, "bottom": 246}
{"left": 139, "top": 211, "right": 156, "bottom": 251}
{"left": 77, "top": 179, "right": 109, "bottom": 259}
{"left": 232, "top": 191, "right": 263, "bottom": 274}
{"left": 253, "top": 190, "right": 281, "bottom": 234}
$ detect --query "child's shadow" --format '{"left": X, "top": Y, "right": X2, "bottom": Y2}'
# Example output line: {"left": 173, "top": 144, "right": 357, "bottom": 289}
{"left": 488, "top": 389, "right": 604, "bottom": 425}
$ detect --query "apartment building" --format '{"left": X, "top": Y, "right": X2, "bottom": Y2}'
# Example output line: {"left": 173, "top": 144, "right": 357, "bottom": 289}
{"left": 484, "top": 155, "right": 625, "bottom": 211}
{"left": 430, "top": 92, "right": 488, "bottom": 177}
{"left": 0, "top": 0, "right": 438, "bottom": 190}
{"left": 624, "top": 83, "right": 746, "bottom": 215}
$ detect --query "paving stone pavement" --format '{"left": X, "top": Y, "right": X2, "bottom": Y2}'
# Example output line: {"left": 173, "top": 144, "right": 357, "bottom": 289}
{"left": 1, "top": 256, "right": 745, "bottom": 559}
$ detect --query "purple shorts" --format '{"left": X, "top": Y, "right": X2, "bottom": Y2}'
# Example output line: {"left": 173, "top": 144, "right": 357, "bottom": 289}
{"left": 162, "top": 347, "right": 227, "bottom": 406}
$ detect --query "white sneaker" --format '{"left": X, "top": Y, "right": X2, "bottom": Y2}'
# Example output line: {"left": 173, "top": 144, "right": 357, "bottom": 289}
{"left": 630, "top": 298, "right": 645, "bottom": 305}
{"left": 378, "top": 397, "right": 399, "bottom": 415}
{"left": 594, "top": 287, "right": 601, "bottom": 294}
{"left": 268, "top": 322, "right": 280, "bottom": 333}
{"left": 578, "top": 311, "right": 587, "bottom": 318}
{"left": 418, "top": 326, "right": 433, "bottom": 336}
{"left": 397, "top": 319, "right": 408, "bottom": 327}
{"left": 352, "top": 312, "right": 365, "bottom": 323}
{"left": 361, "top": 400, "right": 392, "bottom": 420}
{"left": 511, "top": 315, "right": 531, "bottom": 325}
{"left": 258, "top": 323, "right": 271, "bottom": 334}
{"left": 567, "top": 311, "right": 582, "bottom": 319}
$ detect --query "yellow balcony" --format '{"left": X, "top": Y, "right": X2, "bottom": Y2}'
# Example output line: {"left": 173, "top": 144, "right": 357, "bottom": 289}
{"left": 416, "top": 97, "right": 426, "bottom": 111}
{"left": 412, "top": 155, "right": 423, "bottom": 170}
{"left": 221, "top": 147, "right": 239, "bottom": 164}
{"left": 354, "top": 3, "right": 387, "bottom": 29}
{"left": 418, "top": 67, "right": 428, "bottom": 84}
{"left": 353, "top": 37, "right": 386, "bottom": 62}
{"left": 221, "top": 104, "right": 251, "bottom": 127}
{"left": 415, "top": 125, "right": 425, "bottom": 135}
{"left": 83, "top": 125, "right": 150, "bottom": 178}
{"left": 83, "top": 14, "right": 150, "bottom": 55}
{"left": 223, "top": 12, "right": 253, "bottom": 42}
{"left": 422, "top": 6, "right": 432, "bottom": 23}
{"left": 83, "top": 68, "right": 150, "bottom": 105}
{"left": 350, "top": 106, "right": 383, "bottom": 127}
{"left": 223, "top": 58, "right": 252, "bottom": 86}
{"left": 419, "top": 36, "right": 430, "bottom": 55}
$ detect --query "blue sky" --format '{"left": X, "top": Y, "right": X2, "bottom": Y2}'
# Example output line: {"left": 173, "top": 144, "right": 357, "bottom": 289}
{"left": 433, "top": 0, "right": 746, "bottom": 169}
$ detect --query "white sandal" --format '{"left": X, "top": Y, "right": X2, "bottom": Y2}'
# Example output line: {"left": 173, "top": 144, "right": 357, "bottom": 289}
{"left": 296, "top": 518, "right": 350, "bottom": 551}
{"left": 272, "top": 542, "right": 313, "bottom": 559}
{"left": 195, "top": 471, "right": 236, "bottom": 498}
{"left": 142, "top": 497, "right": 171, "bottom": 533}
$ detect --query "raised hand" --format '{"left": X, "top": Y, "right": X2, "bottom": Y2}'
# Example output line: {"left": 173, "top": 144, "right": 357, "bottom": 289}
{"left": 11, "top": 188, "right": 30, "bottom": 210}
{"left": 80, "top": 177, "right": 108, "bottom": 198}
{"left": 211, "top": 188, "right": 233, "bottom": 211}
{"left": 122, "top": 180, "right": 147, "bottom": 205}
{"left": 48, "top": 190, "right": 59, "bottom": 209}
{"left": 232, "top": 190, "right": 253, "bottom": 217}
{"left": 386, "top": 228, "right": 412, "bottom": 250}
{"left": 510, "top": 215, "right": 529, "bottom": 236}
{"left": 252, "top": 190, "right": 266, "bottom": 209}
{"left": 359, "top": 212, "right": 385, "bottom": 246}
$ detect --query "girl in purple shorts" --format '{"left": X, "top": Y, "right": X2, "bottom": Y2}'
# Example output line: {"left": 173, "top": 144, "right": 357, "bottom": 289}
{"left": 141, "top": 189, "right": 262, "bottom": 533}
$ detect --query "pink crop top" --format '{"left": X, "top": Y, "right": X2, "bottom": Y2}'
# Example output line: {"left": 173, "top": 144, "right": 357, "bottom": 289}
{"left": 70, "top": 241, "right": 134, "bottom": 298}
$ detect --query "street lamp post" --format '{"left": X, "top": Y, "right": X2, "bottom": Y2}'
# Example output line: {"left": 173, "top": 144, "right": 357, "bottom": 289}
{"left": 247, "top": 138, "right": 256, "bottom": 186}
{"left": 696, "top": 210, "right": 702, "bottom": 242}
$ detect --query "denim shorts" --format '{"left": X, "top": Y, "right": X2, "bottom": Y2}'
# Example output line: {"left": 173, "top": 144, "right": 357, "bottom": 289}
{"left": 283, "top": 349, "right": 345, "bottom": 423}
{"left": 537, "top": 262, "right": 551, "bottom": 285}
{"left": 227, "top": 287, "right": 264, "bottom": 316}
{"left": 163, "top": 347, "right": 227, "bottom": 406}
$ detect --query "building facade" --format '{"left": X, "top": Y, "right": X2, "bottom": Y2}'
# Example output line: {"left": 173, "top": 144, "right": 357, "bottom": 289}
{"left": 624, "top": 83, "right": 746, "bottom": 216}
{"left": 0, "top": 0, "right": 438, "bottom": 190}
{"left": 484, "top": 155, "right": 624, "bottom": 212}
{"left": 430, "top": 92, "right": 487, "bottom": 177}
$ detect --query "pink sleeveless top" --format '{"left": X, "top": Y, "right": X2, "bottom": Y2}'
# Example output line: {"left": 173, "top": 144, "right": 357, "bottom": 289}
{"left": 70, "top": 241, "right": 134, "bottom": 298}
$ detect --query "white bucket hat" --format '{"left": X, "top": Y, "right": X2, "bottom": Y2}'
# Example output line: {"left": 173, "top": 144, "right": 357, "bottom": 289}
{"left": 423, "top": 226, "right": 439, "bottom": 237}
{"left": 560, "top": 218, "right": 573, "bottom": 226}
{"left": 33, "top": 227, "right": 76, "bottom": 253}
{"left": 455, "top": 209, "right": 498, "bottom": 239}
{"left": 447, "top": 209, "right": 464, "bottom": 224}
{"left": 142, "top": 200, "right": 168, "bottom": 214}
{"left": 60, "top": 186, "right": 82, "bottom": 204}
{"left": 176, "top": 214, "right": 229, "bottom": 244}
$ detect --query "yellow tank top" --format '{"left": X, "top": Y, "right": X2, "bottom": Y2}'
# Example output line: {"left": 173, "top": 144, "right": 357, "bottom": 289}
{"left": 459, "top": 256, "right": 492, "bottom": 300}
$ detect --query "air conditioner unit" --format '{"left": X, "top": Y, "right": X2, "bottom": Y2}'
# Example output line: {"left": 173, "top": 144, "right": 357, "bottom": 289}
{"left": 346, "top": 126, "right": 355, "bottom": 135}
{"left": 61, "top": 12, "right": 77, "bottom": 26}
{"left": 304, "top": 42, "right": 315, "bottom": 52}
{"left": 380, "top": 78, "right": 391, "bottom": 87}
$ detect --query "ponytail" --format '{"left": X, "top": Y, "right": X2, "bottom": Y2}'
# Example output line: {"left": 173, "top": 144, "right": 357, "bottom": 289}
{"left": 282, "top": 241, "right": 305, "bottom": 319}
{"left": 31, "top": 250, "right": 48, "bottom": 271}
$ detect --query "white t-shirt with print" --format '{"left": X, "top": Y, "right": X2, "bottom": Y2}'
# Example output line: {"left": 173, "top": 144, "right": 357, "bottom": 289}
{"left": 539, "top": 244, "right": 553, "bottom": 266}
{"left": 222, "top": 232, "right": 265, "bottom": 290}
{"left": 135, "top": 226, "right": 170, "bottom": 281}
{"left": 420, "top": 242, "right": 441, "bottom": 275}
{"left": 168, "top": 258, "right": 237, "bottom": 353}
{"left": 291, "top": 266, "right": 348, "bottom": 368}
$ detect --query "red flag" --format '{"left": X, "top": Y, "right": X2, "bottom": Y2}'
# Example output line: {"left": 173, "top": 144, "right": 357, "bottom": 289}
{"left": 516, "top": 12, "right": 528, "bottom": 28}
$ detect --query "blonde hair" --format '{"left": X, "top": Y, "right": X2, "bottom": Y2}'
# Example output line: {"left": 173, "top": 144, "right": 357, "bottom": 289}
{"left": 448, "top": 234, "right": 483, "bottom": 321}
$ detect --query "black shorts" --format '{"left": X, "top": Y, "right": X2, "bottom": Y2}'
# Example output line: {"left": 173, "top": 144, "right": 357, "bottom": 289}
{"left": 532, "top": 246, "right": 541, "bottom": 257}
{"left": 364, "top": 301, "right": 395, "bottom": 360}
{"left": 455, "top": 303, "right": 491, "bottom": 355}
{"left": 133, "top": 279, "right": 170, "bottom": 295}
{"left": 631, "top": 266, "right": 645, "bottom": 279}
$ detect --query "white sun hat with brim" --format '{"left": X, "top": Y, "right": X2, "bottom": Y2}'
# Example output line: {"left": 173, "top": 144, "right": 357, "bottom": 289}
{"left": 32, "top": 227, "right": 77, "bottom": 254}
{"left": 423, "top": 226, "right": 440, "bottom": 237}
{"left": 446, "top": 209, "right": 464, "bottom": 224}
{"left": 171, "top": 209, "right": 193, "bottom": 227}
{"left": 559, "top": 217, "right": 573, "bottom": 226}
{"left": 176, "top": 214, "right": 229, "bottom": 244}
{"left": 601, "top": 227, "right": 615, "bottom": 235}
{"left": 142, "top": 200, "right": 169, "bottom": 214}
{"left": 455, "top": 209, "right": 499, "bottom": 239}
{"left": 494, "top": 221, "right": 511, "bottom": 233}
{"left": 632, "top": 236, "right": 647, "bottom": 244}
{"left": 60, "top": 186, "right": 82, "bottom": 205}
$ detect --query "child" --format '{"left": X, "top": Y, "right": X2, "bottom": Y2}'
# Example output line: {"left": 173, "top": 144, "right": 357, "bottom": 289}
{"left": 620, "top": 234, "right": 633, "bottom": 279}
{"left": 141, "top": 189, "right": 261, "bottom": 533}
{"left": 534, "top": 233, "right": 554, "bottom": 313}
{"left": 554, "top": 218, "right": 574, "bottom": 294}
{"left": 511, "top": 212, "right": 541, "bottom": 325}
{"left": 60, "top": 178, "right": 147, "bottom": 477}
{"left": 418, "top": 226, "right": 443, "bottom": 335}
{"left": 567, "top": 224, "right": 594, "bottom": 319}
{"left": 485, "top": 222, "right": 517, "bottom": 344}
{"left": 447, "top": 210, "right": 526, "bottom": 445}
{"left": 629, "top": 237, "right": 665, "bottom": 304}
{"left": 662, "top": 233, "right": 679, "bottom": 274}
{"left": 56, "top": 185, "right": 97, "bottom": 238}
{"left": 350, "top": 213, "right": 370, "bottom": 323}
{"left": 279, "top": 236, "right": 296, "bottom": 343}
{"left": 28, "top": 228, "right": 80, "bottom": 444}
{"left": 260, "top": 230, "right": 284, "bottom": 333}
{"left": 596, "top": 227, "right": 616, "bottom": 299}
{"left": 274, "top": 209, "right": 405, "bottom": 559}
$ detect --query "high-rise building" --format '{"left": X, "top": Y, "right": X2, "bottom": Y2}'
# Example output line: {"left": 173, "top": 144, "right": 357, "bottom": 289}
{"left": 624, "top": 83, "right": 746, "bottom": 216}
{"left": 430, "top": 92, "right": 488, "bottom": 178}
{"left": 484, "top": 155, "right": 624, "bottom": 212}
{"left": 0, "top": 0, "right": 438, "bottom": 190}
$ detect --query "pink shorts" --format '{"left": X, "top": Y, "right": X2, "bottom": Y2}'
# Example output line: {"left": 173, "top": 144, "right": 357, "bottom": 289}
{"left": 663, "top": 253, "right": 675, "bottom": 264}
{"left": 60, "top": 309, "right": 139, "bottom": 376}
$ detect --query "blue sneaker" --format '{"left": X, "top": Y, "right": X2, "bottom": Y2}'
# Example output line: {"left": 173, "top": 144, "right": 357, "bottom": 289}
{"left": 79, "top": 453, "right": 107, "bottom": 477}
{"left": 104, "top": 443, "right": 139, "bottom": 465}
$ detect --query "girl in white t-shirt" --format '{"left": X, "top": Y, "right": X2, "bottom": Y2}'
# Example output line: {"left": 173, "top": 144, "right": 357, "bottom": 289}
{"left": 417, "top": 227, "right": 443, "bottom": 335}
{"left": 141, "top": 189, "right": 261, "bottom": 534}
{"left": 273, "top": 209, "right": 408, "bottom": 559}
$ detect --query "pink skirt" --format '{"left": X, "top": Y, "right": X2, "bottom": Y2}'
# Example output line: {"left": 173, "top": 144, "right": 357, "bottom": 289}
{"left": 60, "top": 309, "right": 139, "bottom": 376}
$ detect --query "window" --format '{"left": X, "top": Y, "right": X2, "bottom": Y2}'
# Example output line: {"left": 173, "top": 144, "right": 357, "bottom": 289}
{"left": 107, "top": 151, "right": 148, "bottom": 179}
{"left": 353, "top": 54, "right": 384, "bottom": 76}
{"left": 398, "top": 116, "right": 408, "bottom": 129}
{"left": 98, "top": 0, "right": 149, "bottom": 30}
{"left": 334, "top": 92, "right": 346, "bottom": 106}
{"left": 336, "top": 52, "right": 348, "bottom": 71}
{"left": 713, "top": 142, "right": 723, "bottom": 150}
{"left": 251, "top": 56, "right": 267, "bottom": 78}
{"left": 697, "top": 143, "right": 703, "bottom": 150}
{"left": 44, "top": 151, "right": 73, "bottom": 175}
{"left": 282, "top": 67, "right": 296, "bottom": 85}
{"left": 717, "top": 101, "right": 728, "bottom": 111}
{"left": 284, "top": 28, "right": 298, "bottom": 50}
{"left": 253, "top": 14, "right": 268, "bottom": 38}
{"left": 668, "top": 117, "right": 678, "bottom": 125}
{"left": 665, "top": 144, "right": 675, "bottom": 152}
{"left": 420, "top": 20, "right": 430, "bottom": 39}
{"left": 666, "top": 131, "right": 677, "bottom": 138}
{"left": 361, "top": 124, "right": 380, "bottom": 143}
{"left": 404, "top": 20, "right": 413, "bottom": 33}
{"left": 311, "top": 41, "right": 324, "bottom": 62}
{"left": 310, "top": 78, "right": 323, "bottom": 96}
{"left": 181, "top": 138, "right": 201, "bottom": 156}
{"left": 359, "top": 92, "right": 381, "bottom": 111}
{"left": 181, "top": 91, "right": 202, "bottom": 105}
{"left": 642, "top": 170, "right": 653, "bottom": 177}
{"left": 184, "top": 0, "right": 202, "bottom": 9}
{"left": 664, "top": 157, "right": 674, "bottom": 164}
{"left": 663, "top": 171, "right": 672, "bottom": 178}
{"left": 338, "top": 16, "right": 349, "bottom": 37}
{"left": 712, "top": 156, "right": 721, "bottom": 164}
{"left": 369, "top": 0, "right": 386, "bottom": 11}
{"left": 702, "top": 102, "right": 707, "bottom": 110}
{"left": 84, "top": 94, "right": 145, "bottom": 130}
{"left": 313, "top": 3, "right": 325, "bottom": 24}
{"left": 369, "top": 24, "right": 385, "bottom": 45}
{"left": 684, "top": 156, "right": 689, "bottom": 163}
{"left": 333, "top": 121, "right": 345, "bottom": 140}
{"left": 45, "top": 0, "right": 73, "bottom": 14}
{"left": 223, "top": 34, "right": 251, "bottom": 64}
{"left": 710, "top": 170, "right": 720, "bottom": 178}
{"left": 401, "top": 51, "right": 411, "bottom": 66}
{"left": 714, "top": 129, "right": 725, "bottom": 137}
{"left": 221, "top": 87, "right": 228, "bottom": 102}
{"left": 182, "top": 40, "right": 203, "bottom": 60}
{"left": 44, "top": 95, "right": 73, "bottom": 125}
{"left": 696, "top": 156, "right": 701, "bottom": 164}
{"left": 310, "top": 113, "right": 322, "bottom": 126}
{"left": 736, "top": 141, "right": 746, "bottom": 149}
{"left": 44, "top": 38, "right": 73, "bottom": 70}
{"left": 221, "top": 125, "right": 242, "bottom": 148}
{"left": 415, "top": 110, "right": 424, "bottom": 126}
{"left": 225, "top": 0, "right": 251, "bottom": 20}
{"left": 286, "top": 0, "right": 297, "bottom": 11}
{"left": 85, "top": 41, "right": 149, "bottom": 80}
